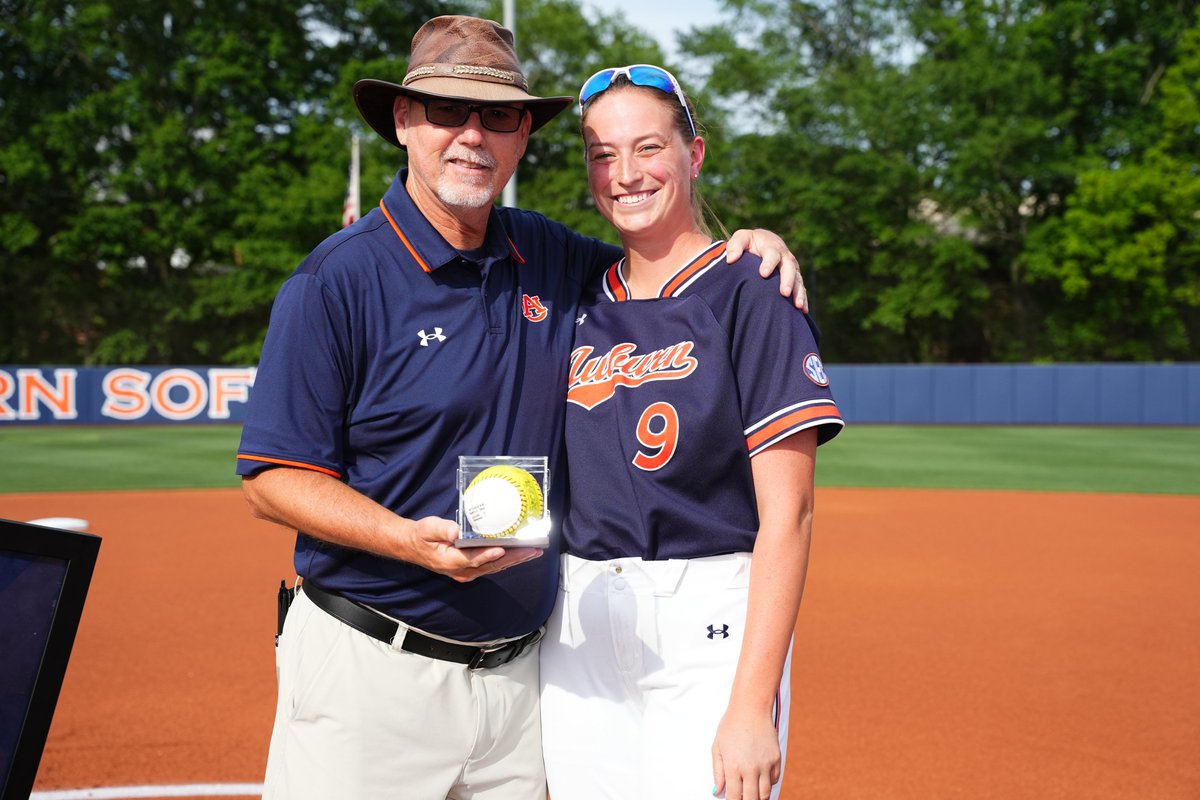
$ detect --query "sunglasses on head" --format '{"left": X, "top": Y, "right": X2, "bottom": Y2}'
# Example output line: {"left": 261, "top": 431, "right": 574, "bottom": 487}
{"left": 416, "top": 97, "right": 526, "bottom": 133}
{"left": 579, "top": 64, "right": 697, "bottom": 138}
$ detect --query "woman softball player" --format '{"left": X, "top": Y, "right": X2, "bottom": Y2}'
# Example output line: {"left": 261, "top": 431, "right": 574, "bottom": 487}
{"left": 539, "top": 64, "right": 843, "bottom": 800}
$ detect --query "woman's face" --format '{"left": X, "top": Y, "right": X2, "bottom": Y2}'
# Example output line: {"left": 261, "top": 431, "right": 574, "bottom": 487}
{"left": 581, "top": 87, "right": 703, "bottom": 243}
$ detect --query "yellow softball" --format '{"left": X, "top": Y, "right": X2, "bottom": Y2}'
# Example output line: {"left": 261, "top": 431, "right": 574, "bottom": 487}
{"left": 463, "top": 465, "right": 544, "bottom": 537}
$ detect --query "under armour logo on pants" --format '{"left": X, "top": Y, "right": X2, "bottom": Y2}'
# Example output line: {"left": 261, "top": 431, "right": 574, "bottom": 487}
{"left": 707, "top": 624, "right": 729, "bottom": 639}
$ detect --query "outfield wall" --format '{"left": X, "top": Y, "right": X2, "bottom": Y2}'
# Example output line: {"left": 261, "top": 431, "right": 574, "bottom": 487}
{"left": 3, "top": 363, "right": 1198, "bottom": 426}
{"left": 828, "top": 363, "right": 1200, "bottom": 424}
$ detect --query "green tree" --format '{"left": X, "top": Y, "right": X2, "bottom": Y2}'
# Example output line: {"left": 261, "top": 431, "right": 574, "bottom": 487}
{"left": 0, "top": 0, "right": 453, "bottom": 365}
{"left": 6, "top": 0, "right": 1196, "bottom": 366}
{"left": 1024, "top": 12, "right": 1200, "bottom": 359}
{"left": 685, "top": 0, "right": 1199, "bottom": 361}
{"left": 690, "top": 1, "right": 994, "bottom": 361}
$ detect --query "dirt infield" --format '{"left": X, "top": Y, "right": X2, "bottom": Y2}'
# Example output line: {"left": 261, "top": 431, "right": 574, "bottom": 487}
{"left": 5, "top": 487, "right": 1198, "bottom": 798}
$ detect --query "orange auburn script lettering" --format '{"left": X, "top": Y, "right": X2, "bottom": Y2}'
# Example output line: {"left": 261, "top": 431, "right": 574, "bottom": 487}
{"left": 567, "top": 341, "right": 698, "bottom": 410}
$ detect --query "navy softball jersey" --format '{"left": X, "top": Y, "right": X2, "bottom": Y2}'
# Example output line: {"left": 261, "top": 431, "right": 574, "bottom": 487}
{"left": 237, "top": 170, "right": 616, "bottom": 641}
{"left": 563, "top": 241, "right": 844, "bottom": 561}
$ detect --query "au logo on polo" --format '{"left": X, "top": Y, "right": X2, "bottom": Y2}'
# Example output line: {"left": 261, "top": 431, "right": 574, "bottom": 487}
{"left": 522, "top": 294, "right": 548, "bottom": 322}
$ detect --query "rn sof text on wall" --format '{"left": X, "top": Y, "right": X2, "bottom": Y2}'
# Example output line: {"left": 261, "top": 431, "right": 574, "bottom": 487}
{"left": 0, "top": 367, "right": 256, "bottom": 424}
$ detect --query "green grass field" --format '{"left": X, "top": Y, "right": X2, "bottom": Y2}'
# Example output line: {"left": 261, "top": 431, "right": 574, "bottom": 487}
{"left": 817, "top": 425, "right": 1200, "bottom": 494}
{"left": 0, "top": 425, "right": 245, "bottom": 493}
{"left": 1, "top": 424, "right": 1197, "bottom": 495}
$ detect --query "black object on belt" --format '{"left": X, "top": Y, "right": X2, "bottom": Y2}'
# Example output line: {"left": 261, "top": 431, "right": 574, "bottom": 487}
{"left": 301, "top": 581, "right": 543, "bottom": 670}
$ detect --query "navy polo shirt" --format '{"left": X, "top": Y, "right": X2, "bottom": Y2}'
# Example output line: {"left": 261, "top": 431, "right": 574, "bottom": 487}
{"left": 237, "top": 170, "right": 617, "bottom": 641}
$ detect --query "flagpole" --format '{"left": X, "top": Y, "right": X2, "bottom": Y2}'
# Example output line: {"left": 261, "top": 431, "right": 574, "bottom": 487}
{"left": 502, "top": 0, "right": 517, "bottom": 208}
{"left": 343, "top": 134, "right": 361, "bottom": 227}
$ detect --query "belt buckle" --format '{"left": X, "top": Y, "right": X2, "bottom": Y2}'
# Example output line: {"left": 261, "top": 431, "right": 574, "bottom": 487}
{"left": 467, "top": 629, "right": 543, "bottom": 670}
{"left": 468, "top": 641, "right": 514, "bottom": 670}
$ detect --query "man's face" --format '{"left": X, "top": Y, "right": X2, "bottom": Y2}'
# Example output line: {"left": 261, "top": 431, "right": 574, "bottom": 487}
{"left": 395, "top": 95, "right": 531, "bottom": 216}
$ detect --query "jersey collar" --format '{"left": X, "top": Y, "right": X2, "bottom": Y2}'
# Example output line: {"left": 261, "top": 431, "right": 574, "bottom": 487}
{"left": 378, "top": 169, "right": 525, "bottom": 273}
{"left": 601, "top": 240, "right": 727, "bottom": 302}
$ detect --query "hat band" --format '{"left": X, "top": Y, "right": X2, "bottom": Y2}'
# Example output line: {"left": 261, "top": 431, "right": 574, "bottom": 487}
{"left": 404, "top": 63, "right": 528, "bottom": 91}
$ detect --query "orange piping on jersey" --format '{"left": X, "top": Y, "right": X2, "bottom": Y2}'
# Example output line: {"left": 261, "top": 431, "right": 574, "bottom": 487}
{"left": 661, "top": 242, "right": 727, "bottom": 297}
{"left": 507, "top": 237, "right": 526, "bottom": 264}
{"left": 605, "top": 263, "right": 629, "bottom": 301}
{"left": 745, "top": 404, "right": 842, "bottom": 453}
{"left": 237, "top": 454, "right": 342, "bottom": 478}
{"left": 380, "top": 200, "right": 431, "bottom": 273}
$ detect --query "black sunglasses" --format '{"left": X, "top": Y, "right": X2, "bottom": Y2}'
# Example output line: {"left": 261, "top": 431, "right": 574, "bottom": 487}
{"left": 417, "top": 98, "right": 526, "bottom": 133}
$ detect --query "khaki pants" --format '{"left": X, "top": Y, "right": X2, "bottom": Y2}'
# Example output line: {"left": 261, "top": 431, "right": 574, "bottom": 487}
{"left": 265, "top": 588, "right": 546, "bottom": 800}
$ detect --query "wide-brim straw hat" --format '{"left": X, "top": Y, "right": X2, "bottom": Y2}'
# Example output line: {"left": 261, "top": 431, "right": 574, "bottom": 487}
{"left": 353, "top": 15, "right": 574, "bottom": 149}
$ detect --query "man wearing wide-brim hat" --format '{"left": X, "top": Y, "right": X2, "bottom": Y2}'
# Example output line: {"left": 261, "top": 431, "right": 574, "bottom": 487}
{"left": 354, "top": 15, "right": 572, "bottom": 149}
{"left": 238, "top": 14, "right": 804, "bottom": 799}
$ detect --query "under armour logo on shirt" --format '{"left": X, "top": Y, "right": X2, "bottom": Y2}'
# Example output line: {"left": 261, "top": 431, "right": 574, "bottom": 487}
{"left": 417, "top": 328, "right": 446, "bottom": 346}
{"left": 707, "top": 624, "right": 730, "bottom": 640}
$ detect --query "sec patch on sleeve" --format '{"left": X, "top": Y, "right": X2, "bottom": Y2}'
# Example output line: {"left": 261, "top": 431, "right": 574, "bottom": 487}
{"left": 804, "top": 353, "right": 830, "bottom": 386}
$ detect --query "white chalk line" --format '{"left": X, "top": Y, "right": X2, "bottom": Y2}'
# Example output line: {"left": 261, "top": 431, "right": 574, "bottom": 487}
{"left": 31, "top": 784, "right": 263, "bottom": 799}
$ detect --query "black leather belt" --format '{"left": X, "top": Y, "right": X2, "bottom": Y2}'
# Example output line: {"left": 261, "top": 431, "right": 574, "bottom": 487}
{"left": 301, "top": 582, "right": 543, "bottom": 670}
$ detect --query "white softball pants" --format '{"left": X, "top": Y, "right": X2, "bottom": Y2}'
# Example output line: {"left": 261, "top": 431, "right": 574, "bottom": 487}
{"left": 540, "top": 552, "right": 791, "bottom": 800}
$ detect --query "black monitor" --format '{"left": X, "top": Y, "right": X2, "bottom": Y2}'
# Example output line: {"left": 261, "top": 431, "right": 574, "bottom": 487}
{"left": 0, "top": 518, "right": 101, "bottom": 800}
